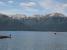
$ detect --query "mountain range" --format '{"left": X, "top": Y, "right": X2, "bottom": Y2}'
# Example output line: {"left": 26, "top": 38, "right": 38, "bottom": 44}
{"left": 0, "top": 13, "right": 67, "bottom": 31}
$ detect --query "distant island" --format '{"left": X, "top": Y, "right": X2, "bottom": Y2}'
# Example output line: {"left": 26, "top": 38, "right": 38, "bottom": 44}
{"left": 0, "top": 13, "right": 67, "bottom": 32}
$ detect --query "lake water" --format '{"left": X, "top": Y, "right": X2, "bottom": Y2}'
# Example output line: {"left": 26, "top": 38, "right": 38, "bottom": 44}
{"left": 0, "top": 31, "right": 67, "bottom": 50}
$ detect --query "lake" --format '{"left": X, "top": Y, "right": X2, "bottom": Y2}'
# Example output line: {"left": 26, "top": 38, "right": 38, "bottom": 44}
{"left": 0, "top": 31, "right": 67, "bottom": 50}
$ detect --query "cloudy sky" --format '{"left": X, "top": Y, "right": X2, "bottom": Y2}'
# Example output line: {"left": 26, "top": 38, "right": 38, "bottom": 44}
{"left": 0, "top": 0, "right": 67, "bottom": 15}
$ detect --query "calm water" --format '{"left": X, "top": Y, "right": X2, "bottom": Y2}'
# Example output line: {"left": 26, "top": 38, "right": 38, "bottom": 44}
{"left": 0, "top": 31, "right": 67, "bottom": 50}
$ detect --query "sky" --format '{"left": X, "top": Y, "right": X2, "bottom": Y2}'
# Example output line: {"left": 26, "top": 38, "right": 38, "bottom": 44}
{"left": 0, "top": 0, "right": 67, "bottom": 16}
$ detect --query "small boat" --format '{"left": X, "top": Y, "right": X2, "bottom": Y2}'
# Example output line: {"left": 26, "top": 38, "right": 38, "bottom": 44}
{"left": 54, "top": 33, "right": 56, "bottom": 35}
{"left": 0, "top": 34, "right": 11, "bottom": 39}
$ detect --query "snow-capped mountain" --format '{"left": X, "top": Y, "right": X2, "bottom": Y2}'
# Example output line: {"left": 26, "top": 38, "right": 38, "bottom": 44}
{"left": 45, "top": 13, "right": 65, "bottom": 17}
{"left": 11, "top": 14, "right": 27, "bottom": 19}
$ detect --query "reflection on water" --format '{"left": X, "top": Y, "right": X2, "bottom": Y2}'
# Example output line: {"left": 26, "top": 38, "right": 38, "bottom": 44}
{"left": 0, "top": 31, "right": 67, "bottom": 50}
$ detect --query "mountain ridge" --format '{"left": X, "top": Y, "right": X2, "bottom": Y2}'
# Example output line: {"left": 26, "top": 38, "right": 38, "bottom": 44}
{"left": 0, "top": 13, "right": 67, "bottom": 31}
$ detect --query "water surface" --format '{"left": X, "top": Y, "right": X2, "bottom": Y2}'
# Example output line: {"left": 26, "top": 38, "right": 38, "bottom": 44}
{"left": 0, "top": 31, "right": 67, "bottom": 50}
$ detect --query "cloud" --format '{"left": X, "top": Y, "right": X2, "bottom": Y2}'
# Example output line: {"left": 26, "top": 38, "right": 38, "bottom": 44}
{"left": 8, "top": 0, "right": 14, "bottom": 4}
{"left": 19, "top": 2, "right": 36, "bottom": 8}
{"left": 52, "top": 3, "right": 67, "bottom": 13}
{"left": 0, "top": 1, "right": 5, "bottom": 5}
{"left": 63, "top": 4, "right": 67, "bottom": 7}
{"left": 38, "top": 0, "right": 67, "bottom": 13}
{"left": 0, "top": 0, "right": 67, "bottom": 15}
{"left": 39, "top": 0, "right": 53, "bottom": 9}
{"left": 0, "top": 9, "right": 22, "bottom": 15}
{"left": 54, "top": 0, "right": 67, "bottom": 4}
{"left": 19, "top": 2, "right": 39, "bottom": 15}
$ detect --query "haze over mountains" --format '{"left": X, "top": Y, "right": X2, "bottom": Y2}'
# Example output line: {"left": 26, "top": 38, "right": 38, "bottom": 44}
{"left": 0, "top": 13, "right": 67, "bottom": 31}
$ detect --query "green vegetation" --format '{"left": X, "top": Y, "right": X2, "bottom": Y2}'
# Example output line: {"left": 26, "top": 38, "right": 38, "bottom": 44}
{"left": 0, "top": 13, "right": 67, "bottom": 31}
